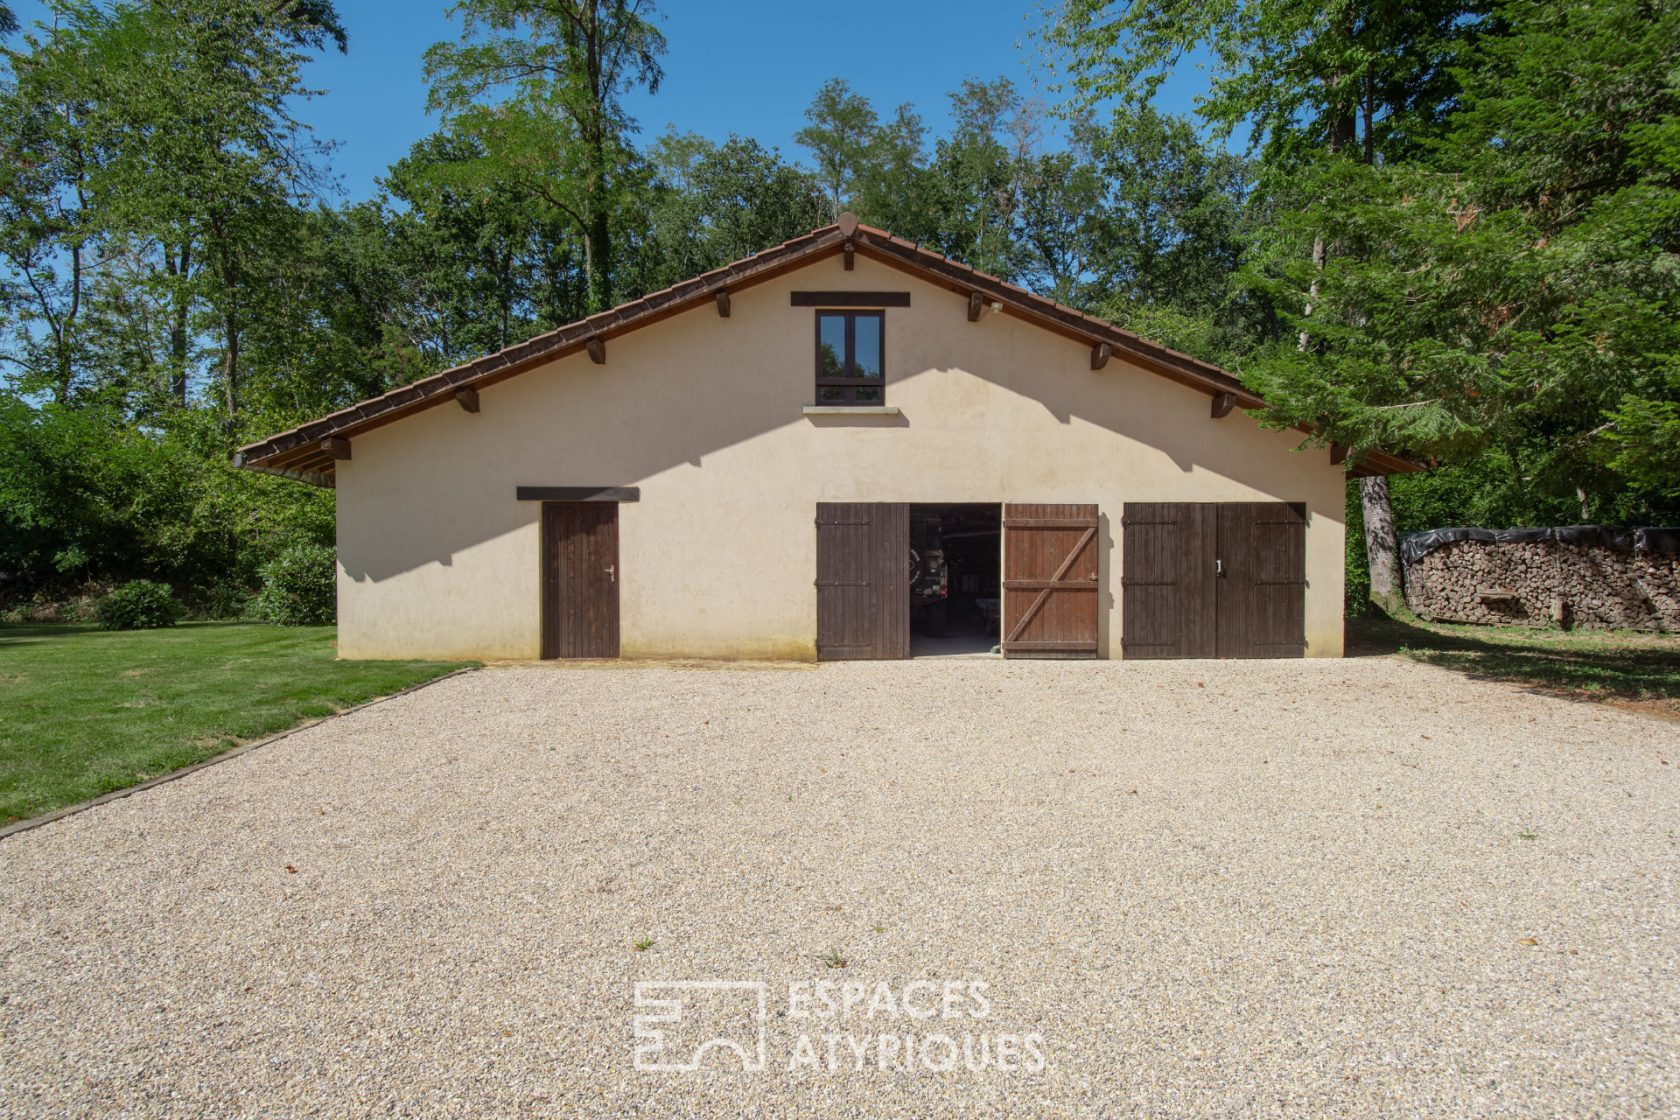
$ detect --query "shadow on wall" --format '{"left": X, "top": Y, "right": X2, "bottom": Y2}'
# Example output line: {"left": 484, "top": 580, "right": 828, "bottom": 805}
{"left": 337, "top": 267, "right": 1331, "bottom": 584}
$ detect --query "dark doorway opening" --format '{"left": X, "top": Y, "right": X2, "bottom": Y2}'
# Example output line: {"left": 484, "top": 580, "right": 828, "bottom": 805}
{"left": 909, "top": 503, "right": 1003, "bottom": 658}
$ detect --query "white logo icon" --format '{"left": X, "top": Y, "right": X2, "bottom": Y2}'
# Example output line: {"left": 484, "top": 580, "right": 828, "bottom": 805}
{"left": 632, "top": 980, "right": 768, "bottom": 1072}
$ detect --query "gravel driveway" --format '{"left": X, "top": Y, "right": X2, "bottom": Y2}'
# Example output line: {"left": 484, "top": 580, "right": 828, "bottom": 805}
{"left": 1, "top": 657, "right": 1676, "bottom": 1118}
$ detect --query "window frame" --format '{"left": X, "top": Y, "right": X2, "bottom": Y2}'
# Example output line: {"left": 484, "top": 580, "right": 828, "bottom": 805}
{"left": 813, "top": 309, "right": 886, "bottom": 405}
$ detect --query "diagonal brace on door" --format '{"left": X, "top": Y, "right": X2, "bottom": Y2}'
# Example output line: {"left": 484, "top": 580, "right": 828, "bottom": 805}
{"left": 1004, "top": 526, "right": 1097, "bottom": 644}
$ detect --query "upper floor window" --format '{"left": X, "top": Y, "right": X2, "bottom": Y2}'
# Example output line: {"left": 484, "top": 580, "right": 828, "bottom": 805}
{"left": 815, "top": 310, "right": 884, "bottom": 404}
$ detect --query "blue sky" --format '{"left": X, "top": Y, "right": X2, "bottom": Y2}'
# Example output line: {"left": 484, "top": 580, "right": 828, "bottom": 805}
{"left": 11, "top": 0, "right": 1219, "bottom": 203}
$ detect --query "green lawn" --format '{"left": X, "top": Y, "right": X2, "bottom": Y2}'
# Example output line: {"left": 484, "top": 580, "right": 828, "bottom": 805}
{"left": 1348, "top": 613, "right": 1680, "bottom": 720}
{"left": 0, "top": 623, "right": 472, "bottom": 825}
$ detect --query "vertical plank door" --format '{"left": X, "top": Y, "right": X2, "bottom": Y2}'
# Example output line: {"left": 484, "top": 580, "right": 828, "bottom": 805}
{"left": 815, "top": 502, "right": 910, "bottom": 660}
{"left": 1215, "top": 502, "right": 1307, "bottom": 658}
{"left": 1001, "top": 503, "right": 1100, "bottom": 658}
{"left": 1120, "top": 503, "right": 1218, "bottom": 658}
{"left": 541, "top": 502, "right": 620, "bottom": 659}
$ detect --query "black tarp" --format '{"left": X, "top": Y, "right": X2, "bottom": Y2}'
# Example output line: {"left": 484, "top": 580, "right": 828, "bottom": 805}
{"left": 1400, "top": 525, "right": 1680, "bottom": 566}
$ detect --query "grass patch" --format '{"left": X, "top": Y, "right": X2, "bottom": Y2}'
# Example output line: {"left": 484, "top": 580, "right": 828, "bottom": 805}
{"left": 0, "top": 622, "right": 472, "bottom": 824}
{"left": 1348, "top": 613, "right": 1680, "bottom": 720}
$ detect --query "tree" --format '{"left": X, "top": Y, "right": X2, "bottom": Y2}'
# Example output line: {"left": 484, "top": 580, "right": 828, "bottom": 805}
{"left": 0, "top": 0, "right": 344, "bottom": 419}
{"left": 1073, "top": 106, "right": 1252, "bottom": 349}
{"left": 925, "top": 78, "right": 1031, "bottom": 278}
{"left": 424, "top": 0, "right": 665, "bottom": 314}
{"left": 635, "top": 131, "right": 825, "bottom": 288}
{"left": 1048, "top": 0, "right": 1489, "bottom": 613}
{"left": 795, "top": 78, "right": 880, "bottom": 221}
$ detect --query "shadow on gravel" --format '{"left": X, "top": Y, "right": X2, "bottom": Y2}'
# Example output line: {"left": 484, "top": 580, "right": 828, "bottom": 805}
{"left": 1347, "top": 613, "right": 1680, "bottom": 722}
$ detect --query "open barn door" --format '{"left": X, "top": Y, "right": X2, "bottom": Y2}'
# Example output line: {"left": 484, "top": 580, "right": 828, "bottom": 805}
{"left": 815, "top": 503, "right": 910, "bottom": 660}
{"left": 1001, "top": 504, "right": 1099, "bottom": 658}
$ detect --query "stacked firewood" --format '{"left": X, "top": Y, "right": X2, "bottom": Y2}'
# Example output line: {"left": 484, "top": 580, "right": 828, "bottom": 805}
{"left": 1403, "top": 540, "right": 1680, "bottom": 631}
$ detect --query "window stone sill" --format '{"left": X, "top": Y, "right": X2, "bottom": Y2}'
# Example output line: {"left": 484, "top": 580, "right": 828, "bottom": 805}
{"left": 802, "top": 405, "right": 902, "bottom": 417}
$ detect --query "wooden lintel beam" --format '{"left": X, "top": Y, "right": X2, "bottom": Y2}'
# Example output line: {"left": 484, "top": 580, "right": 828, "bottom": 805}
{"left": 716, "top": 290, "right": 730, "bottom": 317}
{"left": 515, "top": 486, "right": 640, "bottom": 502}
{"left": 455, "top": 387, "right": 480, "bottom": 413}
{"left": 586, "top": 337, "right": 606, "bottom": 364}
{"left": 1211, "top": 392, "right": 1237, "bottom": 419}
{"left": 321, "top": 437, "right": 351, "bottom": 461}
{"left": 968, "top": 291, "right": 983, "bottom": 322}
{"left": 1090, "top": 341, "right": 1112, "bottom": 371}
{"left": 843, "top": 240, "right": 855, "bottom": 270}
{"left": 1330, "top": 442, "right": 1349, "bottom": 465}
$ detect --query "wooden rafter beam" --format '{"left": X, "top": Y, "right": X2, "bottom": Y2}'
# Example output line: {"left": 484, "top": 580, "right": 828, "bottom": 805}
{"left": 321, "top": 437, "right": 351, "bottom": 460}
{"left": 1330, "top": 443, "right": 1348, "bottom": 465}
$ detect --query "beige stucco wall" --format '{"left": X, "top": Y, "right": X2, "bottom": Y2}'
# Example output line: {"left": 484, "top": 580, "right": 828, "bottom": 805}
{"left": 335, "top": 254, "right": 1347, "bottom": 661}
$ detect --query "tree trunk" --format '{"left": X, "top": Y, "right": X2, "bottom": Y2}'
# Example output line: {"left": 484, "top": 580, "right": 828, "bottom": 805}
{"left": 221, "top": 311, "right": 239, "bottom": 424}
{"left": 165, "top": 242, "right": 191, "bottom": 405}
{"left": 585, "top": 199, "right": 611, "bottom": 314}
{"left": 1361, "top": 475, "right": 1403, "bottom": 614}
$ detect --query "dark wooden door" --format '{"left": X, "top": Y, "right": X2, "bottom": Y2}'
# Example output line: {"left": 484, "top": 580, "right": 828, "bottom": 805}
{"left": 815, "top": 502, "right": 909, "bottom": 660}
{"left": 1001, "top": 503, "right": 1099, "bottom": 658}
{"left": 1120, "top": 503, "right": 1217, "bottom": 658}
{"left": 541, "top": 502, "right": 619, "bottom": 659}
{"left": 1119, "top": 501, "right": 1306, "bottom": 659}
{"left": 1215, "top": 502, "right": 1306, "bottom": 658}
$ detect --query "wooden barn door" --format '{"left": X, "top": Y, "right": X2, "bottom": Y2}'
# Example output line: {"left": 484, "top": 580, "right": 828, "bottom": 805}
{"left": 541, "top": 502, "right": 619, "bottom": 659}
{"left": 1216, "top": 503, "right": 1307, "bottom": 658}
{"left": 1119, "top": 501, "right": 1306, "bottom": 659}
{"left": 815, "top": 503, "right": 909, "bottom": 660}
{"left": 1001, "top": 503, "right": 1099, "bottom": 658}
{"left": 1121, "top": 503, "right": 1217, "bottom": 659}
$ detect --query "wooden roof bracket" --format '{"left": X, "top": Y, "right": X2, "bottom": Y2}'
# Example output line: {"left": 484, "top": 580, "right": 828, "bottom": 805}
{"left": 321, "top": 437, "right": 351, "bottom": 460}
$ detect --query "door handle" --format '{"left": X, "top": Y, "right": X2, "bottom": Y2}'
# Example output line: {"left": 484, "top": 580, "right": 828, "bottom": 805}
{"left": 604, "top": 564, "right": 616, "bottom": 583}
{"left": 1216, "top": 559, "right": 1225, "bottom": 577}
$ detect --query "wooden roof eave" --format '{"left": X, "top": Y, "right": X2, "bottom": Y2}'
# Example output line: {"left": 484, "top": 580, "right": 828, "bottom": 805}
{"left": 235, "top": 215, "right": 1424, "bottom": 483}
{"left": 235, "top": 229, "right": 851, "bottom": 475}
{"left": 848, "top": 231, "right": 1268, "bottom": 412}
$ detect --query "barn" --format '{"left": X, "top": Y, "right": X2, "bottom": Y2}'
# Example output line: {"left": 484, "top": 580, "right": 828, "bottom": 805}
{"left": 235, "top": 214, "right": 1415, "bottom": 662}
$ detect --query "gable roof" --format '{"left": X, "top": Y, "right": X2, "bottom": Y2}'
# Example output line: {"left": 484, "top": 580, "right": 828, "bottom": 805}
{"left": 235, "top": 214, "right": 1419, "bottom": 485}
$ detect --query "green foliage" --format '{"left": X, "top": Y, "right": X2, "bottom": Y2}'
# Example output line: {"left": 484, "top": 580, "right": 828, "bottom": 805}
{"left": 634, "top": 132, "right": 826, "bottom": 290}
{"left": 96, "top": 579, "right": 180, "bottom": 630}
{"left": 423, "top": 0, "right": 665, "bottom": 312}
{"left": 252, "top": 543, "right": 336, "bottom": 626}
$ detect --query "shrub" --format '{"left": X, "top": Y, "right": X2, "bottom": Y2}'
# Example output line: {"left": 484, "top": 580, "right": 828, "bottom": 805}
{"left": 253, "top": 543, "right": 336, "bottom": 626}
{"left": 96, "top": 580, "right": 181, "bottom": 630}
